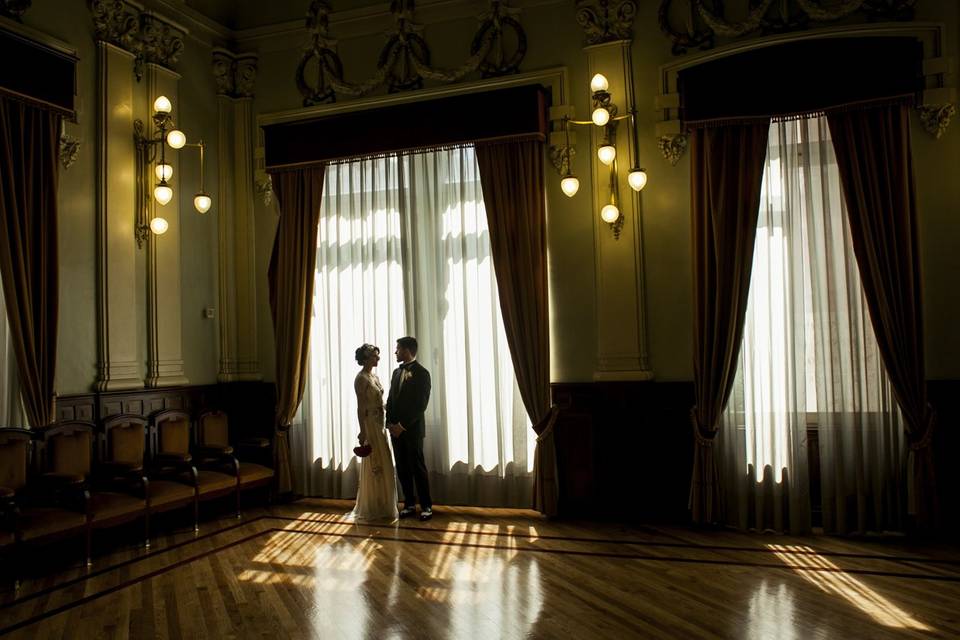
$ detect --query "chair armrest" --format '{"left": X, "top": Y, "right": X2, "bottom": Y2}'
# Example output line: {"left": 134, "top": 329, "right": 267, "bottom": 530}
{"left": 238, "top": 437, "right": 270, "bottom": 449}
{"left": 156, "top": 452, "right": 193, "bottom": 465}
{"left": 195, "top": 444, "right": 234, "bottom": 457}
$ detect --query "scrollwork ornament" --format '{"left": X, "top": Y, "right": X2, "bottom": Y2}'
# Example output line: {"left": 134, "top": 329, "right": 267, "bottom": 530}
{"left": 575, "top": 0, "right": 638, "bottom": 46}
{"left": 658, "top": 133, "right": 688, "bottom": 165}
{"left": 470, "top": 0, "right": 527, "bottom": 77}
{"left": 59, "top": 133, "right": 80, "bottom": 170}
{"left": 0, "top": 0, "right": 31, "bottom": 21}
{"left": 235, "top": 57, "right": 257, "bottom": 98}
{"left": 917, "top": 104, "right": 955, "bottom": 140}
{"left": 212, "top": 52, "right": 235, "bottom": 96}
{"left": 862, "top": 0, "right": 916, "bottom": 20}
{"left": 549, "top": 144, "right": 575, "bottom": 176}
{"left": 140, "top": 15, "right": 184, "bottom": 69}
{"left": 658, "top": 0, "right": 713, "bottom": 55}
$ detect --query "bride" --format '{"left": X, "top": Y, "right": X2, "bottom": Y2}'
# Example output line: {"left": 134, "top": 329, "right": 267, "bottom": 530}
{"left": 350, "top": 344, "right": 399, "bottom": 522}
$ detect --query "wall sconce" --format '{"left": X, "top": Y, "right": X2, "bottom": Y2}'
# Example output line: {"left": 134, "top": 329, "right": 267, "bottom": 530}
{"left": 554, "top": 73, "right": 647, "bottom": 240}
{"left": 134, "top": 96, "right": 211, "bottom": 247}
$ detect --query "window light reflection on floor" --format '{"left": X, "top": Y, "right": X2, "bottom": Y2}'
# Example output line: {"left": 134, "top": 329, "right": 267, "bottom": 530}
{"left": 768, "top": 544, "right": 932, "bottom": 631}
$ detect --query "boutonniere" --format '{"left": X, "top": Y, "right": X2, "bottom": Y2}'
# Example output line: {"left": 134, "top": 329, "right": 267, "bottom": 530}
{"left": 400, "top": 369, "right": 413, "bottom": 383}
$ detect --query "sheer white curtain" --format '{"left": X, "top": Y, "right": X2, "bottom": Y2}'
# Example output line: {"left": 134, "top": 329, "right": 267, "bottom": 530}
{"left": 0, "top": 282, "right": 24, "bottom": 427}
{"left": 720, "top": 116, "right": 906, "bottom": 534}
{"left": 293, "top": 146, "right": 533, "bottom": 507}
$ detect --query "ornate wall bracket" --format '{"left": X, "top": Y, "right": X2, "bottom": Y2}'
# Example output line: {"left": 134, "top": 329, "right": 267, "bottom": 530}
{"left": 659, "top": 0, "right": 916, "bottom": 55}
{"left": 575, "top": 0, "right": 637, "bottom": 46}
{"left": 657, "top": 133, "right": 687, "bottom": 165}
{"left": 917, "top": 103, "right": 955, "bottom": 139}
{"left": 296, "top": 0, "right": 527, "bottom": 106}
{"left": 59, "top": 132, "right": 80, "bottom": 170}
{"left": 89, "top": 0, "right": 184, "bottom": 81}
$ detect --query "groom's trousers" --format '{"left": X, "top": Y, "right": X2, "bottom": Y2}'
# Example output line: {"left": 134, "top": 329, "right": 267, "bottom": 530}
{"left": 393, "top": 432, "right": 432, "bottom": 510}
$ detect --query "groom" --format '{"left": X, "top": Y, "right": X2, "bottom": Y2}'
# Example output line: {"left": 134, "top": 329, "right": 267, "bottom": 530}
{"left": 386, "top": 336, "right": 433, "bottom": 521}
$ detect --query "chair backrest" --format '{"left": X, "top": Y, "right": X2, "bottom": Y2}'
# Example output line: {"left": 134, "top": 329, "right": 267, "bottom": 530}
{"left": 101, "top": 414, "right": 148, "bottom": 467}
{"left": 36, "top": 422, "right": 95, "bottom": 478}
{"left": 198, "top": 410, "right": 229, "bottom": 447}
{"left": 151, "top": 410, "right": 192, "bottom": 456}
{"left": 0, "top": 428, "right": 31, "bottom": 492}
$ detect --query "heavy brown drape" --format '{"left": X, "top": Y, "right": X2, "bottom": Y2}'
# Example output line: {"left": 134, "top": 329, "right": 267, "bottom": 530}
{"left": 474, "top": 139, "right": 554, "bottom": 514}
{"left": 688, "top": 122, "right": 770, "bottom": 524}
{"left": 0, "top": 96, "right": 60, "bottom": 429}
{"left": 268, "top": 166, "right": 326, "bottom": 494}
{"left": 827, "top": 103, "right": 937, "bottom": 527}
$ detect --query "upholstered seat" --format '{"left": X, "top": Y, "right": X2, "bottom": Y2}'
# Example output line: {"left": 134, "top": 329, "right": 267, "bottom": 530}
{"left": 147, "top": 480, "right": 195, "bottom": 507}
{"left": 238, "top": 462, "right": 274, "bottom": 484}
{"left": 18, "top": 507, "right": 86, "bottom": 541}
{"left": 89, "top": 492, "right": 146, "bottom": 523}
{"left": 191, "top": 470, "right": 236, "bottom": 495}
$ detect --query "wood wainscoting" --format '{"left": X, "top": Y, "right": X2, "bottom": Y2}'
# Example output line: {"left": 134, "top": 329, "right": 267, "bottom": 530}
{"left": 56, "top": 381, "right": 277, "bottom": 443}
{"left": 550, "top": 381, "right": 695, "bottom": 523}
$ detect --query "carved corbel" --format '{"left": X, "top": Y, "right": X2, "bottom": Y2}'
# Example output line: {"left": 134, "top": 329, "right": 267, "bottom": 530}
{"left": 657, "top": 133, "right": 687, "bottom": 165}
{"left": 213, "top": 50, "right": 258, "bottom": 99}
{"left": 59, "top": 132, "right": 81, "bottom": 170}
{"left": 139, "top": 14, "right": 184, "bottom": 70}
{"left": 917, "top": 104, "right": 955, "bottom": 140}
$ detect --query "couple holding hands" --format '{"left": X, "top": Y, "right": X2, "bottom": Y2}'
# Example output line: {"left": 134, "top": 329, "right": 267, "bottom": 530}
{"left": 351, "top": 337, "right": 433, "bottom": 522}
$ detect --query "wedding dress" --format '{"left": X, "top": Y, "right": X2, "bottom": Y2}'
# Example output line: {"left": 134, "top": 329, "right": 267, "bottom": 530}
{"left": 350, "top": 370, "right": 399, "bottom": 521}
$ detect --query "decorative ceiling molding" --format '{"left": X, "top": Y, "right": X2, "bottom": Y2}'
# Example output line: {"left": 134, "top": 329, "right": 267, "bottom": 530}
{"left": 0, "top": 0, "right": 31, "bottom": 21}
{"left": 296, "top": 0, "right": 528, "bottom": 106}
{"left": 213, "top": 48, "right": 258, "bottom": 98}
{"left": 574, "top": 0, "right": 637, "bottom": 46}
{"left": 659, "top": 0, "right": 917, "bottom": 55}
{"left": 89, "top": 0, "right": 186, "bottom": 79}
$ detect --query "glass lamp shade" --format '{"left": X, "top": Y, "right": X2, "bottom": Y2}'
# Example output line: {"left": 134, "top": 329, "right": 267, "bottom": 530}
{"left": 560, "top": 175, "right": 580, "bottom": 198}
{"left": 153, "top": 96, "right": 172, "bottom": 113}
{"left": 154, "top": 163, "right": 173, "bottom": 181}
{"left": 149, "top": 217, "right": 169, "bottom": 235}
{"left": 166, "top": 130, "right": 186, "bottom": 149}
{"left": 154, "top": 183, "right": 173, "bottom": 205}
{"left": 591, "top": 107, "right": 610, "bottom": 127}
{"left": 600, "top": 204, "right": 620, "bottom": 224}
{"left": 628, "top": 168, "right": 648, "bottom": 191}
{"left": 194, "top": 192, "right": 212, "bottom": 213}
{"left": 597, "top": 145, "right": 616, "bottom": 165}
{"left": 590, "top": 73, "right": 609, "bottom": 93}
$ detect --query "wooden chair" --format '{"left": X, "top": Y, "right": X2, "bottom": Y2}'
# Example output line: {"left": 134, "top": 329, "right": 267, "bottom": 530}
{"left": 0, "top": 428, "right": 90, "bottom": 574}
{"left": 0, "top": 428, "right": 31, "bottom": 589}
{"left": 35, "top": 421, "right": 147, "bottom": 566}
{"left": 151, "top": 410, "right": 238, "bottom": 524}
{"left": 197, "top": 410, "right": 274, "bottom": 507}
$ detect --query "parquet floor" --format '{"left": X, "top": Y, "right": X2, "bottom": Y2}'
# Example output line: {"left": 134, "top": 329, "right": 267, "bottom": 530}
{"left": 1, "top": 499, "right": 958, "bottom": 638}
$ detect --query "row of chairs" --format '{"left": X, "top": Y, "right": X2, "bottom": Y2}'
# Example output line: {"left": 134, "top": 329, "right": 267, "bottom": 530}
{"left": 0, "top": 409, "right": 275, "bottom": 586}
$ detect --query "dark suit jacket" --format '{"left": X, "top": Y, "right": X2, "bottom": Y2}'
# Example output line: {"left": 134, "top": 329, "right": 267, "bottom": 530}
{"left": 385, "top": 360, "right": 431, "bottom": 439}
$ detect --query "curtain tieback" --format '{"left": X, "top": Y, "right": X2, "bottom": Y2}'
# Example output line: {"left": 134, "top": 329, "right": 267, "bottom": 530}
{"left": 908, "top": 404, "right": 938, "bottom": 452}
{"left": 690, "top": 407, "right": 717, "bottom": 447}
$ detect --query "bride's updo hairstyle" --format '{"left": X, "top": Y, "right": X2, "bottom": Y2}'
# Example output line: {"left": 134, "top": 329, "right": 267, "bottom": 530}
{"left": 355, "top": 343, "right": 380, "bottom": 365}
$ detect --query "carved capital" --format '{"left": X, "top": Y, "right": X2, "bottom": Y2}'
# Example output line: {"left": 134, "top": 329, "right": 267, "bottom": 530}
{"left": 60, "top": 133, "right": 81, "bottom": 170}
{"left": 575, "top": 0, "right": 637, "bottom": 46}
{"left": 917, "top": 104, "right": 955, "bottom": 140}
{"left": 657, "top": 133, "right": 687, "bottom": 165}
{"left": 89, "top": 0, "right": 140, "bottom": 52}
{"left": 140, "top": 14, "right": 184, "bottom": 69}
{"left": 0, "top": 0, "right": 31, "bottom": 21}
{"left": 213, "top": 50, "right": 258, "bottom": 98}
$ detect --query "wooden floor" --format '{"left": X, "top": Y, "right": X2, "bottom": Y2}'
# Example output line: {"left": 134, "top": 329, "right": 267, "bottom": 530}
{"left": 0, "top": 499, "right": 958, "bottom": 639}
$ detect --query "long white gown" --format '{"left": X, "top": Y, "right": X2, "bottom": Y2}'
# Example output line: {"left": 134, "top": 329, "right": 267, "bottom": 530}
{"left": 350, "top": 370, "right": 399, "bottom": 522}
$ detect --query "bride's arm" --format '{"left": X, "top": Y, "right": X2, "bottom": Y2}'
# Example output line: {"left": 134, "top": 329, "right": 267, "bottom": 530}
{"left": 354, "top": 376, "right": 367, "bottom": 444}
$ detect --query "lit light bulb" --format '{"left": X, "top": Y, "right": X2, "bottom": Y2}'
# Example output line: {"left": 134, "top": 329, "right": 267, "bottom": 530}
{"left": 597, "top": 145, "right": 616, "bottom": 165}
{"left": 628, "top": 168, "right": 648, "bottom": 191}
{"left": 194, "top": 192, "right": 212, "bottom": 213}
{"left": 166, "top": 130, "right": 186, "bottom": 149}
{"left": 153, "top": 96, "right": 172, "bottom": 114}
{"left": 150, "top": 217, "right": 169, "bottom": 235}
{"left": 154, "top": 183, "right": 173, "bottom": 205}
{"left": 560, "top": 175, "right": 580, "bottom": 198}
{"left": 591, "top": 107, "right": 610, "bottom": 127}
{"left": 590, "top": 74, "right": 609, "bottom": 93}
{"left": 601, "top": 204, "right": 620, "bottom": 223}
{"left": 155, "top": 163, "right": 173, "bottom": 181}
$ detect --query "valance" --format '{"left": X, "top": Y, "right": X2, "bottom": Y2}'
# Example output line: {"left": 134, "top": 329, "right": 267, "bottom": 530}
{"left": 264, "top": 84, "right": 548, "bottom": 170}
{"left": 0, "top": 26, "right": 77, "bottom": 118}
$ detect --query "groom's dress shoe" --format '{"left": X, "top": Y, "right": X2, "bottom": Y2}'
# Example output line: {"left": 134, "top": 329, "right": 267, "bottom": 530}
{"left": 419, "top": 508, "right": 433, "bottom": 521}
{"left": 399, "top": 506, "right": 416, "bottom": 519}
